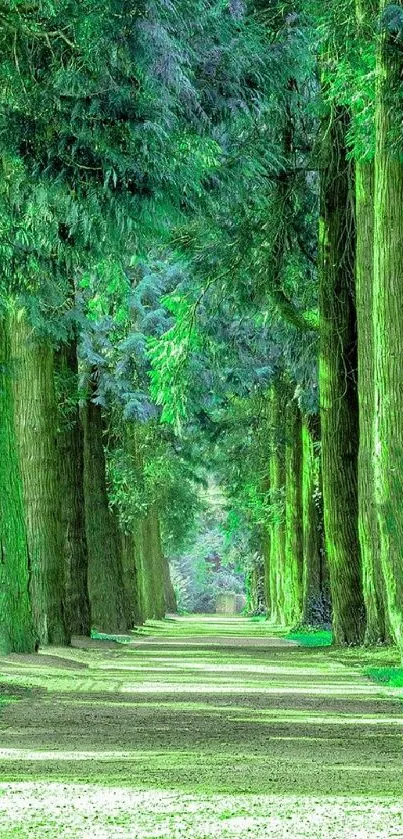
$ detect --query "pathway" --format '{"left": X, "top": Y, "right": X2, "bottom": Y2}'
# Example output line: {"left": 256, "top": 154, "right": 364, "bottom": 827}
{"left": 0, "top": 616, "right": 402, "bottom": 837}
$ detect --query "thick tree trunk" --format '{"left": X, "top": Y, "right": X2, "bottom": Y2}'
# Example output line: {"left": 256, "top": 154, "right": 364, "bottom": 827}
{"left": 301, "top": 415, "right": 329, "bottom": 625}
{"left": 268, "top": 384, "right": 287, "bottom": 625}
{"left": 373, "top": 1, "right": 403, "bottom": 654}
{"left": 82, "top": 396, "right": 129, "bottom": 633}
{"left": 121, "top": 531, "right": 144, "bottom": 627}
{"left": 140, "top": 506, "right": 167, "bottom": 620}
{"left": 10, "top": 313, "right": 69, "bottom": 646}
{"left": 0, "top": 317, "right": 36, "bottom": 654}
{"left": 356, "top": 160, "right": 389, "bottom": 644}
{"left": 319, "top": 106, "right": 365, "bottom": 645}
{"left": 56, "top": 344, "right": 91, "bottom": 637}
{"left": 284, "top": 396, "right": 303, "bottom": 625}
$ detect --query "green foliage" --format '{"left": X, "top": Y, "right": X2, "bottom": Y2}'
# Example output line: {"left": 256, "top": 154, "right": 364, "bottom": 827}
{"left": 169, "top": 481, "right": 246, "bottom": 613}
{"left": 286, "top": 629, "right": 333, "bottom": 646}
{"left": 365, "top": 667, "right": 403, "bottom": 688}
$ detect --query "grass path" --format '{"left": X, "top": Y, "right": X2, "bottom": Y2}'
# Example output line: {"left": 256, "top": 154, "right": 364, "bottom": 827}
{"left": 0, "top": 615, "right": 402, "bottom": 837}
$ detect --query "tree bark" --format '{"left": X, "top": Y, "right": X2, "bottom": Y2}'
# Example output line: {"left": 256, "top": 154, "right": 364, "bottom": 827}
{"left": 268, "top": 384, "right": 287, "bottom": 625}
{"left": 373, "top": 0, "right": 403, "bottom": 654}
{"left": 284, "top": 395, "right": 303, "bottom": 625}
{"left": 82, "top": 395, "right": 129, "bottom": 633}
{"left": 356, "top": 160, "right": 389, "bottom": 643}
{"left": 121, "top": 530, "right": 144, "bottom": 627}
{"left": 319, "top": 106, "right": 365, "bottom": 645}
{"left": 56, "top": 343, "right": 91, "bottom": 637}
{"left": 0, "top": 316, "right": 36, "bottom": 654}
{"left": 301, "top": 415, "right": 329, "bottom": 625}
{"left": 140, "top": 506, "right": 167, "bottom": 620}
{"left": 10, "top": 312, "right": 69, "bottom": 646}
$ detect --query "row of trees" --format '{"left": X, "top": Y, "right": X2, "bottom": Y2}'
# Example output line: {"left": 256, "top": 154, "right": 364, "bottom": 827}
{"left": 1, "top": 0, "right": 266, "bottom": 652}
{"left": 151, "top": 1, "right": 403, "bottom": 655}
{"left": 2, "top": 0, "right": 403, "bottom": 656}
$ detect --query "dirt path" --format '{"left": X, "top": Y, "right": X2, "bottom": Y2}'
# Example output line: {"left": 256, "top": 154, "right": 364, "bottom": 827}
{"left": 0, "top": 616, "right": 402, "bottom": 838}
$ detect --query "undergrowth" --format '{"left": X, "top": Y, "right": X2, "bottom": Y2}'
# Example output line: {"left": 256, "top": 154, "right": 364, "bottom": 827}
{"left": 365, "top": 668, "right": 403, "bottom": 688}
{"left": 285, "top": 628, "right": 333, "bottom": 647}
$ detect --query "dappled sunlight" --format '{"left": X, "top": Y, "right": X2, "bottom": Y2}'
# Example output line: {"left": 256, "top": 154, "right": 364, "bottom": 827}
{"left": 1, "top": 784, "right": 403, "bottom": 839}
{"left": 1, "top": 616, "right": 403, "bottom": 832}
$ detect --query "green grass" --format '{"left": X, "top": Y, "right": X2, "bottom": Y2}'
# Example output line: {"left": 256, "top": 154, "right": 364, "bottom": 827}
{"left": 91, "top": 630, "right": 134, "bottom": 644}
{"left": 285, "top": 629, "right": 333, "bottom": 647}
{"left": 365, "top": 667, "right": 403, "bottom": 688}
{"left": 0, "top": 695, "right": 18, "bottom": 708}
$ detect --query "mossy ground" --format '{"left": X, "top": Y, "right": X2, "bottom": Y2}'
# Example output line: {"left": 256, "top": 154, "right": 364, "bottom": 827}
{"left": 0, "top": 615, "right": 402, "bottom": 837}
{"left": 285, "top": 629, "right": 333, "bottom": 647}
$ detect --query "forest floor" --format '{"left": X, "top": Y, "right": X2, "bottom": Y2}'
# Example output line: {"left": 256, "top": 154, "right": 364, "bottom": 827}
{"left": 0, "top": 615, "right": 402, "bottom": 838}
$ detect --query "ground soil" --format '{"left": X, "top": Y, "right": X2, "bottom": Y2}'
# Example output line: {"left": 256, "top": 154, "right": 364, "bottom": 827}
{"left": 0, "top": 615, "right": 402, "bottom": 837}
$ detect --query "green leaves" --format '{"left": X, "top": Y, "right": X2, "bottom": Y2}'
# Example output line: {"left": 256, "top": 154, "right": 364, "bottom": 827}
{"left": 148, "top": 293, "right": 203, "bottom": 429}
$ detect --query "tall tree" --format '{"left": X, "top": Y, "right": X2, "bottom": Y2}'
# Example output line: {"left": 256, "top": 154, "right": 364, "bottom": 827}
{"left": 82, "top": 389, "right": 129, "bottom": 633}
{"left": 10, "top": 312, "right": 69, "bottom": 646}
{"left": 373, "top": 0, "right": 403, "bottom": 654}
{"left": 354, "top": 0, "right": 389, "bottom": 643}
{"left": 301, "top": 415, "right": 328, "bottom": 625}
{"left": 56, "top": 343, "right": 91, "bottom": 637}
{"left": 0, "top": 316, "right": 36, "bottom": 654}
{"left": 284, "top": 394, "right": 303, "bottom": 625}
{"left": 268, "top": 384, "right": 287, "bottom": 624}
{"left": 319, "top": 104, "right": 365, "bottom": 645}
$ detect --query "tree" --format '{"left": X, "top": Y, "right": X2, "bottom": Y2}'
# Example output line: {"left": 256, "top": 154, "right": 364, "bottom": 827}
{"left": 373, "top": 0, "right": 403, "bottom": 654}
{"left": 56, "top": 343, "right": 91, "bottom": 637}
{"left": 318, "top": 103, "right": 365, "bottom": 645}
{"left": 0, "top": 315, "right": 36, "bottom": 654}
{"left": 82, "top": 387, "right": 130, "bottom": 633}
{"left": 353, "top": 0, "right": 390, "bottom": 643}
{"left": 10, "top": 311, "right": 69, "bottom": 646}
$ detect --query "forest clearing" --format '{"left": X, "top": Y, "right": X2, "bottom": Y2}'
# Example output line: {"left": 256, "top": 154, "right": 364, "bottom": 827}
{"left": 0, "top": 616, "right": 403, "bottom": 838}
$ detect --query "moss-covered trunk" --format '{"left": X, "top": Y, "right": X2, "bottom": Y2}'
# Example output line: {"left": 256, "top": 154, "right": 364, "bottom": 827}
{"left": 10, "top": 312, "right": 69, "bottom": 646}
{"left": 356, "top": 160, "right": 389, "bottom": 643}
{"left": 319, "top": 106, "right": 365, "bottom": 645}
{"left": 284, "top": 396, "right": 303, "bottom": 625}
{"left": 121, "top": 531, "right": 144, "bottom": 627}
{"left": 301, "top": 415, "right": 328, "bottom": 625}
{"left": 0, "top": 316, "right": 36, "bottom": 654}
{"left": 157, "top": 516, "right": 177, "bottom": 615}
{"left": 140, "top": 506, "right": 167, "bottom": 620}
{"left": 56, "top": 344, "right": 91, "bottom": 637}
{"left": 373, "top": 1, "right": 403, "bottom": 653}
{"left": 268, "top": 384, "right": 287, "bottom": 625}
{"left": 82, "top": 395, "right": 129, "bottom": 633}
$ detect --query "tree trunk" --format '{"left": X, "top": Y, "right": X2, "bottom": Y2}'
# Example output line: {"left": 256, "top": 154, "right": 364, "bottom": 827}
{"left": 246, "top": 556, "right": 266, "bottom": 615}
{"left": 301, "top": 415, "right": 329, "bottom": 625}
{"left": 356, "top": 160, "right": 389, "bottom": 643}
{"left": 373, "top": 0, "right": 403, "bottom": 654}
{"left": 56, "top": 344, "right": 91, "bottom": 637}
{"left": 82, "top": 396, "right": 129, "bottom": 633}
{"left": 10, "top": 312, "right": 69, "bottom": 646}
{"left": 268, "top": 384, "right": 287, "bottom": 625}
{"left": 0, "top": 316, "right": 36, "bottom": 654}
{"left": 319, "top": 105, "right": 365, "bottom": 645}
{"left": 262, "top": 528, "right": 271, "bottom": 617}
{"left": 121, "top": 531, "right": 144, "bottom": 627}
{"left": 284, "top": 395, "right": 303, "bottom": 625}
{"left": 140, "top": 506, "right": 167, "bottom": 620}
{"left": 157, "top": 516, "right": 177, "bottom": 614}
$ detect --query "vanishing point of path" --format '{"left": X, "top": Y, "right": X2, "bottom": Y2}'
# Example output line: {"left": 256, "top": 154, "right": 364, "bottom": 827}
{"left": 0, "top": 616, "right": 402, "bottom": 838}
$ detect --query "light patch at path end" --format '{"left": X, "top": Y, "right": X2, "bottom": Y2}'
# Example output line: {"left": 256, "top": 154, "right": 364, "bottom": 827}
{"left": 1, "top": 784, "right": 403, "bottom": 839}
